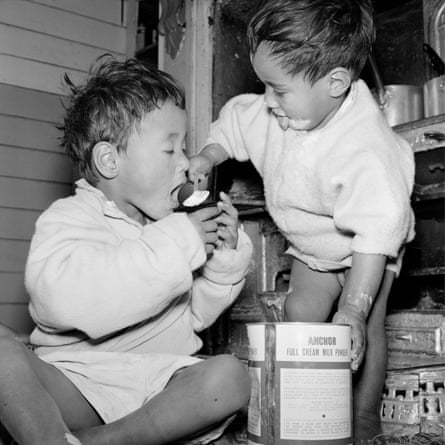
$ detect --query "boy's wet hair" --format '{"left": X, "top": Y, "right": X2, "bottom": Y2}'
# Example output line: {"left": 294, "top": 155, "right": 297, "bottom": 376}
{"left": 60, "top": 55, "right": 185, "bottom": 184}
{"left": 247, "top": 0, "right": 375, "bottom": 84}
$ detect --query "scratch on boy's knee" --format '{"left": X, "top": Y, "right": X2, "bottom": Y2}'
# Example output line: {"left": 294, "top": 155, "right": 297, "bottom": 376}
{"left": 64, "top": 433, "right": 83, "bottom": 445}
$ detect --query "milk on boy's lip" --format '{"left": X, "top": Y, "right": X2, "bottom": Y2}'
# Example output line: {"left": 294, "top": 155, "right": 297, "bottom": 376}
{"left": 272, "top": 109, "right": 310, "bottom": 131}
{"left": 271, "top": 108, "right": 286, "bottom": 118}
{"left": 287, "top": 119, "right": 311, "bottom": 131}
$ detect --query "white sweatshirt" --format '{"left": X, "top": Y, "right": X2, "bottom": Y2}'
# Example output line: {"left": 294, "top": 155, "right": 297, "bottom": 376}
{"left": 206, "top": 80, "right": 415, "bottom": 271}
{"left": 26, "top": 179, "right": 253, "bottom": 355}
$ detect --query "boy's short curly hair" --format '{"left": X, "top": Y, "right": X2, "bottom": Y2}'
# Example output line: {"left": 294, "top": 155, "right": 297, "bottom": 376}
{"left": 247, "top": 0, "right": 375, "bottom": 84}
{"left": 60, "top": 56, "right": 185, "bottom": 185}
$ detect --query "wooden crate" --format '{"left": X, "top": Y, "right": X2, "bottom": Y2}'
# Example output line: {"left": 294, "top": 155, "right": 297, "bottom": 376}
{"left": 381, "top": 365, "right": 445, "bottom": 438}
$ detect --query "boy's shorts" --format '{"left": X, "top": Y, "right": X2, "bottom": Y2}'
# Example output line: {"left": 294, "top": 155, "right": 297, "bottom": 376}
{"left": 39, "top": 350, "right": 232, "bottom": 444}
{"left": 288, "top": 247, "right": 405, "bottom": 276}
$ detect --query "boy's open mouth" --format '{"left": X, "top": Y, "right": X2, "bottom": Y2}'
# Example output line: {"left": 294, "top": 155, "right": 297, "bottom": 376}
{"left": 172, "top": 182, "right": 186, "bottom": 203}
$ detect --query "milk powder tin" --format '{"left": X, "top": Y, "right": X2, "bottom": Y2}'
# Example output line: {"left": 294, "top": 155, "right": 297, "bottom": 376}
{"left": 247, "top": 322, "right": 352, "bottom": 445}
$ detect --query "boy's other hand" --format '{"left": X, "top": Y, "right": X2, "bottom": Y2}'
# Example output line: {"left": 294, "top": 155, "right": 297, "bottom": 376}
{"left": 215, "top": 192, "right": 239, "bottom": 250}
{"left": 187, "top": 206, "right": 221, "bottom": 255}
{"left": 332, "top": 305, "right": 366, "bottom": 372}
{"left": 188, "top": 154, "right": 213, "bottom": 184}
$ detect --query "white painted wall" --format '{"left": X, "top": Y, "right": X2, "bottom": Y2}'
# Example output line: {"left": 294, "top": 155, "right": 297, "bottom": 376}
{"left": 0, "top": 0, "right": 137, "bottom": 333}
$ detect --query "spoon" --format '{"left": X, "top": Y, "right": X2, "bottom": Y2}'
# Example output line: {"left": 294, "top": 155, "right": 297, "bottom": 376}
{"left": 177, "top": 182, "right": 214, "bottom": 211}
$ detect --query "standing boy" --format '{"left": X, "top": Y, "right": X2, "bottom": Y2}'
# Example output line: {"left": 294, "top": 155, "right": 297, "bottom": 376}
{"left": 189, "top": 0, "right": 415, "bottom": 441}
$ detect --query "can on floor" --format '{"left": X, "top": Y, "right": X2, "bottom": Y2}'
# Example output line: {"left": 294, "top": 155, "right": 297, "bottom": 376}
{"left": 247, "top": 322, "right": 352, "bottom": 445}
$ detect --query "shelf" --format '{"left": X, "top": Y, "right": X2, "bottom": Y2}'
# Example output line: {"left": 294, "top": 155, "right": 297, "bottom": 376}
{"left": 403, "top": 266, "right": 445, "bottom": 276}
{"left": 413, "top": 182, "right": 445, "bottom": 201}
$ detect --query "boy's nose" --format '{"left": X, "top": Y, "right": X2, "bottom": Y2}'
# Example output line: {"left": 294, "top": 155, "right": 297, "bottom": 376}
{"left": 180, "top": 151, "right": 190, "bottom": 171}
{"left": 264, "top": 86, "right": 279, "bottom": 109}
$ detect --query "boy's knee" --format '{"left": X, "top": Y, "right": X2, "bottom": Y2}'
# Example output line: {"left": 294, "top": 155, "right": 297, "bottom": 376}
{"left": 205, "top": 355, "right": 250, "bottom": 407}
{"left": 284, "top": 293, "right": 317, "bottom": 321}
{"left": 284, "top": 294, "right": 303, "bottom": 321}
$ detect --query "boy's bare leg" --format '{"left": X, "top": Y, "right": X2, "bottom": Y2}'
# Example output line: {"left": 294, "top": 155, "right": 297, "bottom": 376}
{"left": 75, "top": 354, "right": 250, "bottom": 445}
{"left": 284, "top": 261, "right": 394, "bottom": 442}
{"left": 0, "top": 325, "right": 249, "bottom": 445}
{"left": 284, "top": 258, "right": 342, "bottom": 322}
{"left": 0, "top": 325, "right": 102, "bottom": 445}
{"left": 352, "top": 270, "right": 394, "bottom": 442}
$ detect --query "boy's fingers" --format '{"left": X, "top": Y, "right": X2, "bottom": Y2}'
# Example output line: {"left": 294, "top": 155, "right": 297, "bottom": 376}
{"left": 217, "top": 227, "right": 235, "bottom": 241}
{"left": 202, "top": 220, "right": 218, "bottom": 234}
{"left": 217, "top": 191, "right": 235, "bottom": 206}
{"left": 217, "top": 201, "right": 237, "bottom": 215}
{"left": 215, "top": 213, "right": 235, "bottom": 226}
{"left": 191, "top": 206, "right": 221, "bottom": 221}
{"left": 217, "top": 203, "right": 238, "bottom": 220}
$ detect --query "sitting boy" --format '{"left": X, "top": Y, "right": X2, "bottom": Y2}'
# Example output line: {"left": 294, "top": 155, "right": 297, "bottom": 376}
{"left": 0, "top": 57, "right": 253, "bottom": 445}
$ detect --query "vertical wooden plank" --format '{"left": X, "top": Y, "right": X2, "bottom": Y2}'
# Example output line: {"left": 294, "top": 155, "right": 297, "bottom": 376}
{"left": 125, "top": 0, "right": 138, "bottom": 58}
{"left": 265, "top": 324, "right": 275, "bottom": 445}
{"left": 188, "top": 0, "right": 214, "bottom": 155}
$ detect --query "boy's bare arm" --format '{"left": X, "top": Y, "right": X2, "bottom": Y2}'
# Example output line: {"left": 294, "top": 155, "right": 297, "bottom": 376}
{"left": 188, "top": 144, "right": 229, "bottom": 183}
{"left": 332, "top": 252, "right": 386, "bottom": 370}
{"left": 338, "top": 252, "right": 386, "bottom": 317}
{"left": 200, "top": 143, "right": 230, "bottom": 166}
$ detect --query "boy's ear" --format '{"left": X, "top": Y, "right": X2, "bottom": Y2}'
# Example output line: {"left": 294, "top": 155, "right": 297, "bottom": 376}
{"left": 328, "top": 68, "right": 352, "bottom": 98}
{"left": 92, "top": 142, "right": 119, "bottom": 179}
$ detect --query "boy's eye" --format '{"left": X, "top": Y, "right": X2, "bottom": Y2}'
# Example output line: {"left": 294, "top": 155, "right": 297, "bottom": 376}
{"left": 164, "top": 141, "right": 175, "bottom": 154}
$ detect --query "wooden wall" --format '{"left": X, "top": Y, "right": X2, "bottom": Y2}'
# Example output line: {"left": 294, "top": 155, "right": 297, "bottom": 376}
{"left": 0, "top": 0, "right": 136, "bottom": 334}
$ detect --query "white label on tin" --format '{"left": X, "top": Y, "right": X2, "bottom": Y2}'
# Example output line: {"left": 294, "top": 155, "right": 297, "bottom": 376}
{"left": 275, "top": 324, "right": 351, "bottom": 362}
{"left": 280, "top": 368, "right": 351, "bottom": 440}
{"left": 247, "top": 324, "right": 265, "bottom": 361}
